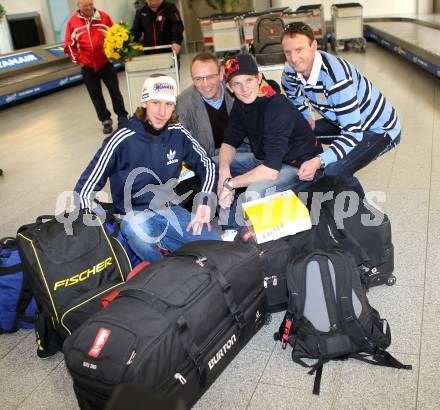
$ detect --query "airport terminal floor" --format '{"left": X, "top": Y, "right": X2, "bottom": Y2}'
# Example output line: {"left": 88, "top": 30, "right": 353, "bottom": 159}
{"left": 1, "top": 42, "right": 440, "bottom": 409}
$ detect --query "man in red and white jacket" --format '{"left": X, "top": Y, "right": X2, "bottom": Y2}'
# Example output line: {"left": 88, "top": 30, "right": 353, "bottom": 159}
{"left": 64, "top": 0, "right": 127, "bottom": 134}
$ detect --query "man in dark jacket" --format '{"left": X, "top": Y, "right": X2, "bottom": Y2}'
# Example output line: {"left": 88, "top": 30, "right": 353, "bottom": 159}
{"left": 217, "top": 54, "right": 322, "bottom": 211}
{"left": 131, "top": 0, "right": 184, "bottom": 56}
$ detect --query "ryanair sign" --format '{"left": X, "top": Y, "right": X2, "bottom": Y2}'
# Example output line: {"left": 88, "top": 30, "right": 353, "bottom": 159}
{"left": 0, "top": 51, "right": 43, "bottom": 71}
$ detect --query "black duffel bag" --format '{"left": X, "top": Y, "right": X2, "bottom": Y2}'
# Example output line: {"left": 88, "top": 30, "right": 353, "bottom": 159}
{"left": 235, "top": 176, "right": 396, "bottom": 312}
{"left": 17, "top": 211, "right": 132, "bottom": 358}
{"left": 63, "top": 240, "right": 268, "bottom": 410}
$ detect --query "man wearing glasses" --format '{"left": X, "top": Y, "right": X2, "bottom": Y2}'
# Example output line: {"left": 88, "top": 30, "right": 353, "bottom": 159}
{"left": 281, "top": 23, "right": 401, "bottom": 196}
{"left": 177, "top": 52, "right": 250, "bottom": 158}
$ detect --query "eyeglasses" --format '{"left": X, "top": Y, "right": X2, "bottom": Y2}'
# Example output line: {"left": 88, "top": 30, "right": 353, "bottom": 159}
{"left": 192, "top": 73, "right": 220, "bottom": 83}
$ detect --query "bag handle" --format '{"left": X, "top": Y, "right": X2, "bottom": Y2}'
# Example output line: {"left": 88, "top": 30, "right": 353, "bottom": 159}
{"left": 0, "top": 237, "right": 17, "bottom": 248}
{"left": 0, "top": 237, "right": 23, "bottom": 275}
{"left": 100, "top": 261, "right": 150, "bottom": 309}
{"left": 36, "top": 215, "right": 56, "bottom": 224}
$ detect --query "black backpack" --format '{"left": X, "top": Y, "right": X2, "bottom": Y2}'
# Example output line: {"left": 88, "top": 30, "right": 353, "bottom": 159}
{"left": 16, "top": 211, "right": 132, "bottom": 357}
{"left": 275, "top": 249, "right": 411, "bottom": 395}
{"left": 303, "top": 176, "right": 396, "bottom": 287}
{"left": 252, "top": 14, "right": 286, "bottom": 65}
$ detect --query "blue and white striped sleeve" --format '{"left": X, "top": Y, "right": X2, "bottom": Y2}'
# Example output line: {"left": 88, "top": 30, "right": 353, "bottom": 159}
{"left": 281, "top": 67, "right": 312, "bottom": 121}
{"left": 320, "top": 59, "right": 363, "bottom": 166}
{"left": 74, "top": 128, "right": 133, "bottom": 209}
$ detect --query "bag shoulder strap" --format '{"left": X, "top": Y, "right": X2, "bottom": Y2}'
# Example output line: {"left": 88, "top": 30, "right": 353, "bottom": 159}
{"left": 286, "top": 252, "right": 309, "bottom": 317}
{"left": 335, "top": 250, "right": 386, "bottom": 351}
{"left": 13, "top": 272, "right": 35, "bottom": 330}
{"left": 351, "top": 351, "right": 412, "bottom": 370}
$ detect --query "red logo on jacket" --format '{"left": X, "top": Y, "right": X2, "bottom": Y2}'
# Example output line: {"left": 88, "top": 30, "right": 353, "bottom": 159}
{"left": 88, "top": 328, "right": 111, "bottom": 358}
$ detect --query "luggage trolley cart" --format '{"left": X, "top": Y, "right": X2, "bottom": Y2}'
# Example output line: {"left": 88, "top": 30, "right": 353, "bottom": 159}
{"left": 258, "top": 63, "right": 285, "bottom": 86}
{"left": 124, "top": 45, "right": 180, "bottom": 115}
{"left": 199, "top": 16, "right": 214, "bottom": 51}
{"left": 331, "top": 2, "right": 366, "bottom": 52}
{"left": 283, "top": 4, "right": 326, "bottom": 50}
{"left": 241, "top": 7, "right": 289, "bottom": 51}
{"left": 210, "top": 12, "right": 243, "bottom": 56}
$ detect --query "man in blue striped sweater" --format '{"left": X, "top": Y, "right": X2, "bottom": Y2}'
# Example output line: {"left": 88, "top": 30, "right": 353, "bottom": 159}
{"left": 281, "top": 23, "right": 401, "bottom": 196}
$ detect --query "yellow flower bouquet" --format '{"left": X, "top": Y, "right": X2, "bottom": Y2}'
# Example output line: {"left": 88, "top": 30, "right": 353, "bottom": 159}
{"left": 104, "top": 22, "right": 143, "bottom": 63}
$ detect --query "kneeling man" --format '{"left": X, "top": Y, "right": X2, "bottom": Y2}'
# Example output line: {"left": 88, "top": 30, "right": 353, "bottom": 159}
{"left": 217, "top": 54, "right": 322, "bottom": 214}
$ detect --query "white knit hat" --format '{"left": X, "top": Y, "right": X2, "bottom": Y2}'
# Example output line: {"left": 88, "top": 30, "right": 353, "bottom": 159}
{"left": 140, "top": 75, "right": 177, "bottom": 104}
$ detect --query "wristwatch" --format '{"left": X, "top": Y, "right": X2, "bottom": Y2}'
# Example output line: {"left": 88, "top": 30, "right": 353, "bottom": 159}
{"left": 318, "top": 156, "right": 325, "bottom": 169}
{"left": 223, "top": 177, "right": 235, "bottom": 191}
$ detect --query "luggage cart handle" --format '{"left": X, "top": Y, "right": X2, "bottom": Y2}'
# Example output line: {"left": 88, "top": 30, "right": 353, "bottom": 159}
{"left": 142, "top": 45, "right": 178, "bottom": 60}
{"left": 125, "top": 44, "right": 180, "bottom": 114}
{"left": 142, "top": 45, "right": 175, "bottom": 52}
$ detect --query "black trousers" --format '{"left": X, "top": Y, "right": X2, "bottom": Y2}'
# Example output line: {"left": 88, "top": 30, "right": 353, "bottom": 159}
{"left": 81, "top": 63, "right": 128, "bottom": 123}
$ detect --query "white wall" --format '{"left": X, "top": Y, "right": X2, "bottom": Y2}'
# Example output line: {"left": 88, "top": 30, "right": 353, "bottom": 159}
{"left": 0, "top": 0, "right": 137, "bottom": 52}
{"left": 271, "top": 0, "right": 433, "bottom": 18}
{"left": 96, "top": 0, "right": 136, "bottom": 26}
{"left": 0, "top": 18, "right": 14, "bottom": 53}
{"left": 418, "top": 0, "right": 434, "bottom": 14}
{"left": 1, "top": 0, "right": 55, "bottom": 44}
{"left": 253, "top": 0, "right": 272, "bottom": 11}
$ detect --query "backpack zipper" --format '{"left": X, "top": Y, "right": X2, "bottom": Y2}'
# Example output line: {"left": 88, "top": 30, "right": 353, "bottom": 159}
{"left": 263, "top": 275, "right": 278, "bottom": 288}
{"left": 174, "top": 373, "right": 187, "bottom": 385}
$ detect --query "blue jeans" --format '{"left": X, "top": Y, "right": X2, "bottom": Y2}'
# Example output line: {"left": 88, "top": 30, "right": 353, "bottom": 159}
{"left": 228, "top": 153, "right": 309, "bottom": 198}
{"left": 212, "top": 142, "right": 253, "bottom": 162}
{"left": 120, "top": 205, "right": 221, "bottom": 262}
{"left": 314, "top": 119, "right": 400, "bottom": 196}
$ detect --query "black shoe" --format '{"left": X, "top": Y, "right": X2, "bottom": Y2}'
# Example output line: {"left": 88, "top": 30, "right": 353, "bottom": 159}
{"left": 117, "top": 115, "right": 128, "bottom": 128}
{"left": 102, "top": 120, "right": 113, "bottom": 134}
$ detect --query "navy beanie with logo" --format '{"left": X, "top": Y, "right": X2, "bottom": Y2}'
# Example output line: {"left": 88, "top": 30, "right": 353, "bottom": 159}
{"left": 224, "top": 54, "right": 258, "bottom": 83}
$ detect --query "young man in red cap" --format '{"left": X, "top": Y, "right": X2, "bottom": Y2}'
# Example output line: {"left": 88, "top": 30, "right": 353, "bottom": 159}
{"left": 217, "top": 54, "right": 322, "bottom": 214}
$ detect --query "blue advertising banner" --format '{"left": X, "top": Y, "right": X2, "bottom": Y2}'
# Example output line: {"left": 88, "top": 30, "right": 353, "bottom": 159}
{"left": 0, "top": 62, "right": 122, "bottom": 106}
{"left": 364, "top": 31, "right": 440, "bottom": 78}
{"left": 0, "top": 52, "right": 43, "bottom": 71}
{"left": 0, "top": 74, "right": 83, "bottom": 106}
{"left": 44, "top": 44, "right": 65, "bottom": 56}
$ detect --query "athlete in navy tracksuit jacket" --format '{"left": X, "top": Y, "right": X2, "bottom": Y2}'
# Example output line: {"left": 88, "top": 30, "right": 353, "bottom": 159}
{"left": 74, "top": 103, "right": 219, "bottom": 261}
{"left": 75, "top": 117, "right": 215, "bottom": 213}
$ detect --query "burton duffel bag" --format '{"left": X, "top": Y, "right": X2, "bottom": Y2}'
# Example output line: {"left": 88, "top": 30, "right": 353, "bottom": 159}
{"left": 64, "top": 240, "right": 268, "bottom": 410}
{"left": 17, "top": 211, "right": 132, "bottom": 357}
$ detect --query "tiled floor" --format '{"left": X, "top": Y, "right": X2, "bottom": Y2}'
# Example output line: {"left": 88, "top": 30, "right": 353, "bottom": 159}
{"left": 1, "top": 42, "right": 439, "bottom": 409}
